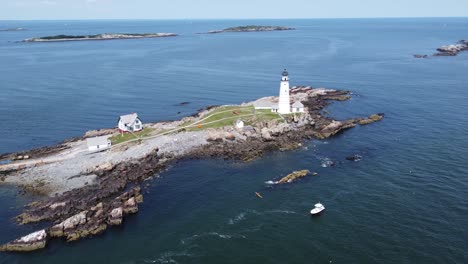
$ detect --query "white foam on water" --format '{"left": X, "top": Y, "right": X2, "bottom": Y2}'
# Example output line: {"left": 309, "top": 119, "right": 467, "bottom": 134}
{"left": 228, "top": 212, "right": 246, "bottom": 224}
{"left": 145, "top": 250, "right": 194, "bottom": 264}
{"left": 180, "top": 232, "right": 246, "bottom": 245}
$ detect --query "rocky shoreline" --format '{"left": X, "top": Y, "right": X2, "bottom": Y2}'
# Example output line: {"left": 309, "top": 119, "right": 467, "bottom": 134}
{"left": 0, "top": 87, "right": 383, "bottom": 252}
{"left": 21, "top": 33, "right": 178, "bottom": 43}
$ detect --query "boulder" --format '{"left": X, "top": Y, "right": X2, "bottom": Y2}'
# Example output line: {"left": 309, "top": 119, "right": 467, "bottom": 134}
{"left": 261, "top": 128, "right": 273, "bottom": 141}
{"left": 224, "top": 132, "right": 236, "bottom": 141}
{"left": 123, "top": 197, "right": 138, "bottom": 214}
{"left": 108, "top": 207, "right": 123, "bottom": 225}
{"left": 0, "top": 230, "right": 47, "bottom": 252}
{"left": 346, "top": 154, "right": 362, "bottom": 161}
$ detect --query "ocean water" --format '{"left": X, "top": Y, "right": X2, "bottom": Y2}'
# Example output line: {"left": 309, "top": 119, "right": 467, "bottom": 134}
{"left": 0, "top": 18, "right": 467, "bottom": 263}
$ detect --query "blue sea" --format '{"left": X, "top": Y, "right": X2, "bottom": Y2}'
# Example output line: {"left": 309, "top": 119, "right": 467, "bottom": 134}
{"left": 0, "top": 18, "right": 467, "bottom": 263}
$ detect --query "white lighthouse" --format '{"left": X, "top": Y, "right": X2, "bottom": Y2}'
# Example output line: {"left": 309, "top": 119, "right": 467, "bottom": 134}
{"left": 278, "top": 69, "right": 291, "bottom": 114}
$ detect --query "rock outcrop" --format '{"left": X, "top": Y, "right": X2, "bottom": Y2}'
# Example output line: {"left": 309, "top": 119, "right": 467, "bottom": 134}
{"left": 433, "top": 40, "right": 468, "bottom": 56}
{"left": 0, "top": 230, "right": 47, "bottom": 252}
{"left": 356, "top": 113, "right": 385, "bottom": 125}
{"left": 277, "top": 170, "right": 311, "bottom": 184}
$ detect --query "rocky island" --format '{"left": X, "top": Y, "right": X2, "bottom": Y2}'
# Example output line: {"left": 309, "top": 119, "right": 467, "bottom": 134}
{"left": 0, "top": 82, "right": 383, "bottom": 252}
{"left": 0, "top": 28, "right": 27, "bottom": 32}
{"left": 200, "top": 25, "right": 295, "bottom": 34}
{"left": 21, "top": 33, "right": 178, "bottom": 42}
{"left": 415, "top": 40, "right": 468, "bottom": 58}
{"left": 433, "top": 40, "right": 468, "bottom": 56}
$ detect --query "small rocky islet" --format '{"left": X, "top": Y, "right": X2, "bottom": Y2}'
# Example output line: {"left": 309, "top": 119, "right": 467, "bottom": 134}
{"left": 0, "top": 85, "right": 384, "bottom": 252}
{"left": 0, "top": 27, "right": 27, "bottom": 32}
{"left": 200, "top": 25, "right": 295, "bottom": 34}
{"left": 414, "top": 39, "right": 468, "bottom": 58}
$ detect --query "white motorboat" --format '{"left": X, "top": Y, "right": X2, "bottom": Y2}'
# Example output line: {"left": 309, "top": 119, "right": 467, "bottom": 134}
{"left": 310, "top": 203, "right": 325, "bottom": 215}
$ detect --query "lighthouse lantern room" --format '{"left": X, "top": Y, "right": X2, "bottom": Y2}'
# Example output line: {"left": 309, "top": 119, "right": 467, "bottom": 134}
{"left": 278, "top": 69, "right": 291, "bottom": 114}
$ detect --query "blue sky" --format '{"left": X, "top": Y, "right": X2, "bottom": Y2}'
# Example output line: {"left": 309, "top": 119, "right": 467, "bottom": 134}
{"left": 2, "top": 0, "right": 468, "bottom": 20}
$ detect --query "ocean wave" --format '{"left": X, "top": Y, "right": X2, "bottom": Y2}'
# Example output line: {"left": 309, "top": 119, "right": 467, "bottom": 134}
{"left": 228, "top": 212, "right": 246, "bottom": 225}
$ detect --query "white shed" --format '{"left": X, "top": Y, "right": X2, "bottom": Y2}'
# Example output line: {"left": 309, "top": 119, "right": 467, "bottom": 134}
{"left": 235, "top": 119, "right": 244, "bottom": 129}
{"left": 271, "top": 104, "right": 279, "bottom": 113}
{"left": 291, "top": 101, "right": 304, "bottom": 113}
{"left": 86, "top": 136, "right": 111, "bottom": 152}
{"left": 253, "top": 100, "right": 272, "bottom": 110}
{"left": 118, "top": 113, "right": 143, "bottom": 132}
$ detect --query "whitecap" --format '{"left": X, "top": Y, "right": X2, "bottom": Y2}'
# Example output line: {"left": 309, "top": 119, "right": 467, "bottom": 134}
{"left": 228, "top": 212, "right": 246, "bottom": 225}
{"left": 264, "top": 180, "right": 277, "bottom": 185}
{"left": 321, "top": 157, "right": 335, "bottom": 167}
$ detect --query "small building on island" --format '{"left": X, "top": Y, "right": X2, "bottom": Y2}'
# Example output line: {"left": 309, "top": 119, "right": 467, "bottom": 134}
{"left": 118, "top": 113, "right": 143, "bottom": 133}
{"left": 291, "top": 101, "right": 304, "bottom": 113}
{"left": 235, "top": 119, "right": 245, "bottom": 129}
{"left": 86, "top": 136, "right": 111, "bottom": 152}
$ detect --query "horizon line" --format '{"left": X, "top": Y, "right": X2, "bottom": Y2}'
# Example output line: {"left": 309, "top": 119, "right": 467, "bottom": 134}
{"left": 2, "top": 16, "right": 468, "bottom": 21}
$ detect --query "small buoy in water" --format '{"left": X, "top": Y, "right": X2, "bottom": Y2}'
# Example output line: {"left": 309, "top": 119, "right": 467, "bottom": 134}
{"left": 255, "top": 192, "right": 263, "bottom": 198}
{"left": 312, "top": 172, "right": 318, "bottom": 176}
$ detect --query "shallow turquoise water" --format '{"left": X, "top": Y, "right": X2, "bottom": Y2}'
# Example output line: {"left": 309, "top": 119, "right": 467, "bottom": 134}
{"left": 0, "top": 18, "right": 467, "bottom": 263}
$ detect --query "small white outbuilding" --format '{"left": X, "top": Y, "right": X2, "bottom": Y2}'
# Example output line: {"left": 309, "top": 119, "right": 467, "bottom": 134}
{"left": 118, "top": 113, "right": 143, "bottom": 132}
{"left": 86, "top": 136, "right": 111, "bottom": 152}
{"left": 291, "top": 101, "right": 304, "bottom": 113}
{"left": 235, "top": 119, "right": 244, "bottom": 129}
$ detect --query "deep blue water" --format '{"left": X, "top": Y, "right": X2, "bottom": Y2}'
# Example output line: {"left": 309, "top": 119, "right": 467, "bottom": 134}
{"left": 0, "top": 18, "right": 467, "bottom": 263}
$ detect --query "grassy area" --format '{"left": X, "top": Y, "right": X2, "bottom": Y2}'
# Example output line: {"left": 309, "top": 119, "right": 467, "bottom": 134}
{"left": 110, "top": 127, "right": 155, "bottom": 145}
{"left": 181, "top": 105, "right": 284, "bottom": 131}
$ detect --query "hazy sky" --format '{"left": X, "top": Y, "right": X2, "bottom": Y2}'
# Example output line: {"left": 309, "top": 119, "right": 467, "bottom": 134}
{"left": 2, "top": 0, "right": 468, "bottom": 20}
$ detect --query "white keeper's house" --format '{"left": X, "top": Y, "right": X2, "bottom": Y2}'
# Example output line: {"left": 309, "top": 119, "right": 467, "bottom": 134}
{"left": 118, "top": 113, "right": 143, "bottom": 133}
{"left": 254, "top": 69, "right": 305, "bottom": 114}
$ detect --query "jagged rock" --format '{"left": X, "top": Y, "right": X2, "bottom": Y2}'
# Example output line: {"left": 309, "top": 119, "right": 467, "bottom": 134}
{"left": 0, "top": 230, "right": 47, "bottom": 252}
{"left": 358, "top": 113, "right": 384, "bottom": 125}
{"left": 135, "top": 194, "right": 144, "bottom": 203}
{"left": 414, "top": 54, "right": 428, "bottom": 58}
{"left": 49, "top": 202, "right": 67, "bottom": 210}
{"left": 316, "top": 120, "right": 355, "bottom": 139}
{"left": 433, "top": 40, "right": 468, "bottom": 56}
{"left": 96, "top": 162, "right": 113, "bottom": 172}
{"left": 261, "top": 128, "right": 273, "bottom": 141}
{"left": 346, "top": 154, "right": 362, "bottom": 161}
{"left": 123, "top": 197, "right": 138, "bottom": 214}
{"left": 277, "top": 170, "right": 310, "bottom": 184}
{"left": 108, "top": 207, "right": 123, "bottom": 225}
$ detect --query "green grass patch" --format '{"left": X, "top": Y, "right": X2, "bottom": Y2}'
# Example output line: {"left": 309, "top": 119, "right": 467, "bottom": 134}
{"left": 181, "top": 106, "right": 285, "bottom": 131}
{"left": 110, "top": 127, "right": 155, "bottom": 144}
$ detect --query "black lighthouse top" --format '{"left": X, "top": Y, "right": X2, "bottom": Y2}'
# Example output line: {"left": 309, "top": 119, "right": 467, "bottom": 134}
{"left": 282, "top": 69, "right": 289, "bottom": 76}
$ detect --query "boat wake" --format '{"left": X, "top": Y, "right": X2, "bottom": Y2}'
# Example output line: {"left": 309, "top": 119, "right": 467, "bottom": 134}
{"left": 228, "top": 209, "right": 297, "bottom": 225}
{"left": 144, "top": 250, "right": 194, "bottom": 264}
{"left": 180, "top": 232, "right": 246, "bottom": 245}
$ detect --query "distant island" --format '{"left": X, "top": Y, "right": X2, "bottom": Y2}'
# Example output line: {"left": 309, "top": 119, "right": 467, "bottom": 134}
{"left": 0, "top": 28, "right": 27, "bottom": 32}
{"left": 200, "top": 25, "right": 295, "bottom": 34}
{"left": 414, "top": 40, "right": 468, "bottom": 58}
{"left": 21, "top": 33, "right": 178, "bottom": 42}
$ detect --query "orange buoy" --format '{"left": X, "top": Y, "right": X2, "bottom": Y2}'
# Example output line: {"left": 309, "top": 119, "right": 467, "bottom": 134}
{"left": 255, "top": 192, "right": 263, "bottom": 199}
